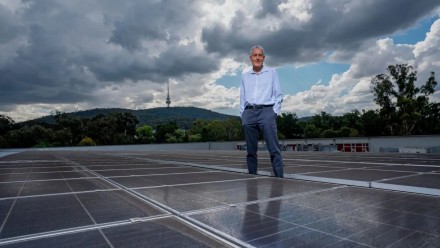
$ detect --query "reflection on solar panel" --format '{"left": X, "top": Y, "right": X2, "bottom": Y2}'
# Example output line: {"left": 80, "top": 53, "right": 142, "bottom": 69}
{"left": 0, "top": 150, "right": 439, "bottom": 247}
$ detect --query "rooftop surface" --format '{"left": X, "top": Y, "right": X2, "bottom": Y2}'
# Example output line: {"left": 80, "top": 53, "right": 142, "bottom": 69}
{"left": 0, "top": 150, "right": 439, "bottom": 247}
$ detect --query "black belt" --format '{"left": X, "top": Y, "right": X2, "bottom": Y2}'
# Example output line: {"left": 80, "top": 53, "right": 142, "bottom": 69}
{"left": 245, "top": 104, "right": 274, "bottom": 110}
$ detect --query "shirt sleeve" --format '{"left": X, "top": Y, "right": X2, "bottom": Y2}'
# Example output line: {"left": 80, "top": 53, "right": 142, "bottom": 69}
{"left": 272, "top": 68, "right": 283, "bottom": 115}
{"left": 239, "top": 74, "right": 245, "bottom": 116}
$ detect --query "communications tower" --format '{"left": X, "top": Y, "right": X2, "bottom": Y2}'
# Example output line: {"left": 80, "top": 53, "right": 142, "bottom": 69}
{"left": 166, "top": 81, "right": 171, "bottom": 107}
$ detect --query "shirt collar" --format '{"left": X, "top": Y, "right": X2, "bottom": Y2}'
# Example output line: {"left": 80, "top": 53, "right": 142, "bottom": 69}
{"left": 246, "top": 66, "right": 269, "bottom": 75}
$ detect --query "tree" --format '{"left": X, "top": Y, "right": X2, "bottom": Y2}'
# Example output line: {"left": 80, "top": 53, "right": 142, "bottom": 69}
{"left": 201, "top": 120, "right": 227, "bottom": 141}
{"left": 155, "top": 122, "right": 178, "bottom": 143}
{"left": 416, "top": 73, "right": 440, "bottom": 134}
{"left": 86, "top": 114, "right": 115, "bottom": 145}
{"left": 341, "top": 110, "right": 362, "bottom": 135}
{"left": 322, "top": 129, "right": 337, "bottom": 138}
{"left": 372, "top": 64, "right": 438, "bottom": 135}
{"left": 418, "top": 102, "right": 440, "bottom": 134}
{"left": 303, "top": 124, "right": 321, "bottom": 138}
{"left": 0, "top": 115, "right": 15, "bottom": 135}
{"left": 7, "top": 125, "right": 53, "bottom": 148}
{"left": 223, "top": 118, "right": 242, "bottom": 141}
{"left": 135, "top": 125, "right": 155, "bottom": 144}
{"left": 53, "top": 111, "right": 84, "bottom": 145}
{"left": 311, "top": 112, "right": 341, "bottom": 132}
{"left": 85, "top": 112, "right": 138, "bottom": 145}
{"left": 0, "top": 136, "right": 7, "bottom": 148}
{"left": 52, "top": 128, "right": 74, "bottom": 146}
{"left": 113, "top": 112, "right": 139, "bottom": 139}
{"left": 360, "top": 109, "right": 382, "bottom": 136}
{"left": 277, "top": 113, "right": 303, "bottom": 139}
{"left": 337, "top": 127, "right": 353, "bottom": 137}
{"left": 189, "top": 119, "right": 209, "bottom": 135}
{"left": 166, "top": 128, "right": 186, "bottom": 143}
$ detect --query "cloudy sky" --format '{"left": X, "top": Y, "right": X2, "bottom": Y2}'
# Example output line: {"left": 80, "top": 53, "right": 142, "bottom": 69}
{"left": 1, "top": 0, "right": 440, "bottom": 122}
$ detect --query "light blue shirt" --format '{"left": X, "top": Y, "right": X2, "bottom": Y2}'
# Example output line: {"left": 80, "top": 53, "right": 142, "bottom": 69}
{"left": 239, "top": 66, "right": 283, "bottom": 116}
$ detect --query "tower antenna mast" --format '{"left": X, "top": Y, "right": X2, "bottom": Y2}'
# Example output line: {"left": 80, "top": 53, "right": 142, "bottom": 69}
{"left": 166, "top": 81, "right": 171, "bottom": 107}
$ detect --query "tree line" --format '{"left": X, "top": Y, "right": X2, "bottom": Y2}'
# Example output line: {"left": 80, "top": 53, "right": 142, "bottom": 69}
{"left": 0, "top": 64, "right": 439, "bottom": 148}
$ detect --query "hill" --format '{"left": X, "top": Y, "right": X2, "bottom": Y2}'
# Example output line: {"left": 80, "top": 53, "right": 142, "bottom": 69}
{"left": 21, "top": 107, "right": 239, "bottom": 129}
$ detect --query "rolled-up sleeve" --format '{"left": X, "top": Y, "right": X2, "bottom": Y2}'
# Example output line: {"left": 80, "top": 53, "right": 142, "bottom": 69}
{"left": 239, "top": 74, "right": 245, "bottom": 116}
{"left": 272, "top": 69, "right": 283, "bottom": 115}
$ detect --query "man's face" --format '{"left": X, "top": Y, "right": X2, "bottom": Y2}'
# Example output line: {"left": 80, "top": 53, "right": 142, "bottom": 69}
{"left": 250, "top": 48, "right": 265, "bottom": 68}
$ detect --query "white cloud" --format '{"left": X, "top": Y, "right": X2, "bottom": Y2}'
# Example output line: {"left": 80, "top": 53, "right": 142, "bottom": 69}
{"left": 282, "top": 24, "right": 440, "bottom": 117}
{"left": 1, "top": 0, "right": 440, "bottom": 122}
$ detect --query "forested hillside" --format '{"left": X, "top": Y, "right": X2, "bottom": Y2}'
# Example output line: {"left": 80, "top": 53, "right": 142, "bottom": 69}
{"left": 20, "top": 107, "right": 238, "bottom": 129}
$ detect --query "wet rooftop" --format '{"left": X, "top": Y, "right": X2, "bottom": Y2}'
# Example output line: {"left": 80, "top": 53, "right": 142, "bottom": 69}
{"left": 0, "top": 150, "right": 439, "bottom": 247}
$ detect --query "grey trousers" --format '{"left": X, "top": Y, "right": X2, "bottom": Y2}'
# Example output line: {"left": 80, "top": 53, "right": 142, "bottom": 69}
{"left": 242, "top": 107, "right": 283, "bottom": 177}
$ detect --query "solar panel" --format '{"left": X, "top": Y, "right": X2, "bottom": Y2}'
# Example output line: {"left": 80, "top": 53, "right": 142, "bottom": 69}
{"left": 0, "top": 150, "right": 439, "bottom": 247}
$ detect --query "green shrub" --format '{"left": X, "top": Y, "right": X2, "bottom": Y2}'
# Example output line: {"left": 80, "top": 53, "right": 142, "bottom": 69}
{"left": 34, "top": 142, "right": 55, "bottom": 148}
{"left": 188, "top": 134, "right": 201, "bottom": 142}
{"left": 78, "top": 136, "right": 96, "bottom": 146}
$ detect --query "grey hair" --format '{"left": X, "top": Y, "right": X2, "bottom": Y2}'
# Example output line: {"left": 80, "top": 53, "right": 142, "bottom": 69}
{"left": 250, "top": 45, "right": 265, "bottom": 55}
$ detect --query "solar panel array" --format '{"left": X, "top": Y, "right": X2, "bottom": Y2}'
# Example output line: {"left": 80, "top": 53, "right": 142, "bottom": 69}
{"left": 0, "top": 150, "right": 439, "bottom": 247}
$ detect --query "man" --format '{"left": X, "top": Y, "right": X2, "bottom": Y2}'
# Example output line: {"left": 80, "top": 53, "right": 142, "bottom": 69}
{"left": 240, "top": 45, "right": 284, "bottom": 178}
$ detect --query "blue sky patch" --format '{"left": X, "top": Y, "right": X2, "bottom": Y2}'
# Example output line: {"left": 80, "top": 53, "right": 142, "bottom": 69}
{"left": 215, "top": 63, "right": 350, "bottom": 96}
{"left": 391, "top": 16, "right": 436, "bottom": 44}
{"left": 277, "top": 63, "right": 350, "bottom": 95}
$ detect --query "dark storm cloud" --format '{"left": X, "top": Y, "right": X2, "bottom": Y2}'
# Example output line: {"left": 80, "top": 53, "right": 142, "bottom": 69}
{"left": 103, "top": 0, "right": 221, "bottom": 80}
{"left": 0, "top": 7, "right": 97, "bottom": 106}
{"left": 153, "top": 43, "right": 219, "bottom": 76}
{"left": 109, "top": 0, "right": 198, "bottom": 50}
{"left": 202, "top": 0, "right": 440, "bottom": 65}
{"left": 316, "top": 1, "right": 438, "bottom": 44}
{"left": 0, "top": 0, "right": 218, "bottom": 110}
{"left": 256, "top": 0, "right": 286, "bottom": 18}
{"left": 1, "top": 0, "right": 439, "bottom": 114}
{"left": 0, "top": 4, "right": 24, "bottom": 43}
{"left": 0, "top": 0, "right": 107, "bottom": 107}
{"left": 84, "top": 42, "right": 219, "bottom": 82}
